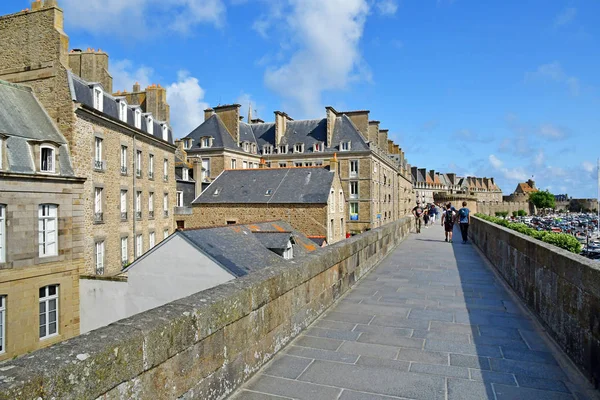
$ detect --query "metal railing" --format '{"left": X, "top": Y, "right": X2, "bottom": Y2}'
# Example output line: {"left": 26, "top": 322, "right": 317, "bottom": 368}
{"left": 148, "top": 171, "right": 154, "bottom": 179}
{"left": 149, "top": 210, "right": 154, "bottom": 218}
{"left": 94, "top": 212, "right": 103, "bottom": 223}
{"left": 94, "top": 160, "right": 106, "bottom": 171}
{"left": 120, "top": 211, "right": 127, "bottom": 221}
{"left": 164, "top": 174, "right": 168, "bottom": 182}
{"left": 135, "top": 211, "right": 142, "bottom": 220}
{"left": 121, "top": 165, "right": 127, "bottom": 175}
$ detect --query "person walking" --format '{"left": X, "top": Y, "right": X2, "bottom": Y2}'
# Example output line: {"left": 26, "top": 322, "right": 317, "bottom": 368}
{"left": 441, "top": 203, "right": 456, "bottom": 242}
{"left": 423, "top": 208, "right": 430, "bottom": 228}
{"left": 412, "top": 201, "right": 424, "bottom": 233}
{"left": 458, "top": 201, "right": 471, "bottom": 244}
{"left": 429, "top": 204, "right": 437, "bottom": 225}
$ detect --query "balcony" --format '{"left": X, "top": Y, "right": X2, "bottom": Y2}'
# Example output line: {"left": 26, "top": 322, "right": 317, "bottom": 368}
{"left": 120, "top": 211, "right": 127, "bottom": 221}
{"left": 350, "top": 171, "right": 358, "bottom": 178}
{"left": 149, "top": 210, "right": 154, "bottom": 219}
{"left": 94, "top": 212, "right": 103, "bottom": 223}
{"left": 121, "top": 165, "right": 127, "bottom": 175}
{"left": 135, "top": 211, "right": 142, "bottom": 220}
{"left": 94, "top": 160, "right": 106, "bottom": 172}
{"left": 148, "top": 171, "right": 154, "bottom": 180}
{"left": 95, "top": 266, "right": 104, "bottom": 275}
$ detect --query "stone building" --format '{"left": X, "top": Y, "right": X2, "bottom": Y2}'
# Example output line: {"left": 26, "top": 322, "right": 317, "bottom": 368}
{"left": 504, "top": 179, "right": 537, "bottom": 202}
{"left": 173, "top": 141, "right": 196, "bottom": 226}
{"left": 0, "top": 0, "right": 177, "bottom": 276}
{"left": 181, "top": 105, "right": 413, "bottom": 234}
{"left": 0, "top": 80, "right": 85, "bottom": 360}
{"left": 183, "top": 165, "right": 347, "bottom": 244}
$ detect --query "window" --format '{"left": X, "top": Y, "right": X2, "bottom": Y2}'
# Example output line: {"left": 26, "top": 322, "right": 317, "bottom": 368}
{"left": 341, "top": 141, "right": 351, "bottom": 151}
{"left": 176, "top": 191, "right": 184, "bottom": 207}
{"left": 294, "top": 143, "right": 304, "bottom": 153}
{"left": 251, "top": 143, "right": 257, "bottom": 154}
{"left": 182, "top": 168, "right": 189, "bottom": 181}
{"left": 314, "top": 142, "right": 323, "bottom": 152}
{"left": 162, "top": 124, "right": 168, "bottom": 141}
{"left": 201, "top": 158, "right": 210, "bottom": 180}
{"left": 149, "top": 192, "right": 154, "bottom": 218}
{"left": 39, "top": 205, "right": 57, "bottom": 257}
{"left": 183, "top": 138, "right": 192, "bottom": 149}
{"left": 265, "top": 189, "right": 273, "bottom": 196}
{"left": 39, "top": 285, "right": 58, "bottom": 339}
{"left": 279, "top": 162, "right": 287, "bottom": 168}
{"left": 135, "top": 191, "right": 142, "bottom": 219}
{"left": 149, "top": 232, "right": 155, "bottom": 249}
{"left": 242, "top": 161, "right": 248, "bottom": 169}
{"left": 134, "top": 109, "right": 142, "bottom": 129}
{"left": 201, "top": 137, "right": 211, "bottom": 148}
{"left": 40, "top": 146, "right": 55, "bottom": 173}
{"left": 120, "top": 146, "right": 127, "bottom": 174}
{"left": 374, "top": 163, "right": 377, "bottom": 173}
{"left": 94, "top": 187, "right": 103, "bottom": 223}
{"left": 278, "top": 145, "right": 287, "bottom": 154}
{"left": 213, "top": 188, "right": 221, "bottom": 196}
{"left": 119, "top": 100, "right": 127, "bottom": 122}
{"left": 136, "top": 234, "right": 142, "bottom": 257}
{"left": 283, "top": 240, "right": 294, "bottom": 260}
{"left": 0, "top": 296, "right": 5, "bottom": 353}
{"left": 120, "top": 190, "right": 127, "bottom": 220}
{"left": 163, "top": 193, "right": 169, "bottom": 217}
{"left": 149, "top": 154, "right": 154, "bottom": 179}
{"left": 121, "top": 237, "right": 128, "bottom": 267}
{"left": 0, "top": 139, "right": 3, "bottom": 170}
{"left": 350, "top": 160, "right": 359, "bottom": 178}
{"left": 95, "top": 138, "right": 103, "bottom": 163}
{"left": 294, "top": 162, "right": 302, "bottom": 167}
{"left": 136, "top": 151, "right": 142, "bottom": 177}
{"left": 315, "top": 160, "right": 323, "bottom": 166}
{"left": 339, "top": 190, "right": 344, "bottom": 212}
{"left": 146, "top": 115, "right": 153, "bottom": 135}
{"left": 330, "top": 190, "right": 335, "bottom": 213}
{"left": 231, "top": 159, "right": 237, "bottom": 169}
{"left": 163, "top": 229, "right": 169, "bottom": 239}
{"left": 93, "top": 86, "right": 103, "bottom": 111}
{"left": 350, "top": 181, "right": 359, "bottom": 199}
{"left": 164, "top": 159, "right": 169, "bottom": 181}
{"left": 303, "top": 162, "right": 313, "bottom": 167}
{"left": 263, "top": 145, "right": 272, "bottom": 155}
{"left": 95, "top": 241, "right": 104, "bottom": 275}
{"left": 242, "top": 142, "right": 250, "bottom": 152}
{"left": 350, "top": 202, "right": 359, "bottom": 220}
{"left": 0, "top": 206, "right": 4, "bottom": 263}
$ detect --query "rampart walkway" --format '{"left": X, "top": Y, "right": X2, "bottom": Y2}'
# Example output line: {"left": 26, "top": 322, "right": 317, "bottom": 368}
{"left": 232, "top": 224, "right": 598, "bottom": 400}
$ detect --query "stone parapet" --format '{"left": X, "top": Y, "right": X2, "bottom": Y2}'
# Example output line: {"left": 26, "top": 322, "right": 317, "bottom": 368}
{"left": 0, "top": 216, "right": 414, "bottom": 399}
{"left": 470, "top": 216, "right": 600, "bottom": 387}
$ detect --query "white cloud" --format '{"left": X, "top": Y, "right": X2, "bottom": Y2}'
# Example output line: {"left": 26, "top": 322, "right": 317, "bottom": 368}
{"left": 236, "top": 92, "right": 265, "bottom": 122}
{"left": 488, "top": 154, "right": 528, "bottom": 182}
{"left": 582, "top": 161, "right": 595, "bottom": 173}
{"left": 526, "top": 61, "right": 580, "bottom": 96}
{"left": 534, "top": 150, "right": 544, "bottom": 167}
{"left": 489, "top": 154, "right": 503, "bottom": 169}
{"left": 167, "top": 71, "right": 210, "bottom": 137}
{"left": 111, "top": 60, "right": 153, "bottom": 92}
{"left": 376, "top": 0, "right": 398, "bottom": 16}
{"left": 60, "top": 0, "right": 225, "bottom": 37}
{"left": 263, "top": 0, "right": 370, "bottom": 117}
{"left": 538, "top": 124, "right": 567, "bottom": 140}
{"left": 554, "top": 7, "right": 577, "bottom": 28}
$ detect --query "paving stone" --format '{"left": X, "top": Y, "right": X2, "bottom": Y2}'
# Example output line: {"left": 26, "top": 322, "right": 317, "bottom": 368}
{"left": 339, "top": 390, "right": 402, "bottom": 400}
{"left": 429, "top": 321, "right": 478, "bottom": 335}
{"left": 449, "top": 354, "right": 490, "bottom": 370}
{"left": 313, "top": 319, "right": 356, "bottom": 331}
{"left": 412, "top": 329, "right": 471, "bottom": 343}
{"left": 370, "top": 316, "right": 430, "bottom": 330}
{"left": 408, "top": 309, "right": 454, "bottom": 322}
{"left": 409, "top": 362, "right": 469, "bottom": 378}
{"left": 356, "top": 356, "right": 410, "bottom": 371}
{"left": 299, "top": 360, "right": 446, "bottom": 400}
{"left": 337, "top": 341, "right": 400, "bottom": 360}
{"left": 294, "top": 336, "right": 343, "bottom": 351}
{"left": 397, "top": 348, "right": 449, "bottom": 365}
{"left": 518, "top": 329, "right": 551, "bottom": 351}
{"left": 230, "top": 390, "right": 293, "bottom": 400}
{"left": 471, "top": 335, "right": 529, "bottom": 350}
{"left": 490, "top": 358, "right": 568, "bottom": 380}
{"left": 493, "top": 384, "right": 575, "bottom": 400}
{"left": 424, "top": 339, "right": 502, "bottom": 357}
{"left": 515, "top": 376, "right": 571, "bottom": 393}
{"left": 477, "top": 325, "right": 523, "bottom": 340}
{"left": 358, "top": 332, "right": 424, "bottom": 349}
{"left": 335, "top": 303, "right": 411, "bottom": 317}
{"left": 353, "top": 324, "right": 413, "bottom": 337}
{"left": 286, "top": 346, "right": 358, "bottom": 364}
{"left": 447, "top": 378, "right": 495, "bottom": 400}
{"left": 305, "top": 327, "right": 361, "bottom": 341}
{"left": 469, "top": 369, "right": 517, "bottom": 385}
{"left": 246, "top": 375, "right": 341, "bottom": 400}
{"left": 501, "top": 347, "right": 558, "bottom": 365}
{"left": 322, "top": 311, "right": 373, "bottom": 324}
{"left": 262, "top": 355, "right": 313, "bottom": 379}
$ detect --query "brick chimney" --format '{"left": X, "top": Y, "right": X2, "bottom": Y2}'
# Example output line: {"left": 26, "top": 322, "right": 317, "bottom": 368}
{"left": 368, "top": 120, "right": 380, "bottom": 145}
{"left": 378, "top": 129, "right": 389, "bottom": 150}
{"left": 341, "top": 110, "right": 369, "bottom": 141}
{"left": 68, "top": 48, "right": 113, "bottom": 92}
{"left": 275, "top": 111, "right": 292, "bottom": 146}
{"left": 145, "top": 84, "right": 170, "bottom": 122}
{"left": 325, "top": 106, "right": 338, "bottom": 148}
{"left": 204, "top": 108, "right": 214, "bottom": 121}
{"left": 214, "top": 104, "right": 241, "bottom": 143}
{"left": 387, "top": 139, "right": 394, "bottom": 154}
{"left": 329, "top": 153, "right": 339, "bottom": 174}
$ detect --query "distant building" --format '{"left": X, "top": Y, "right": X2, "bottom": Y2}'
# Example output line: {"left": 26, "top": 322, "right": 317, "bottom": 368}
{"left": 504, "top": 179, "right": 538, "bottom": 202}
{"left": 173, "top": 141, "right": 196, "bottom": 226}
{"left": 181, "top": 105, "right": 413, "bottom": 233}
{"left": 183, "top": 164, "right": 347, "bottom": 244}
{"left": 79, "top": 221, "right": 317, "bottom": 333}
{"left": 0, "top": 80, "right": 86, "bottom": 360}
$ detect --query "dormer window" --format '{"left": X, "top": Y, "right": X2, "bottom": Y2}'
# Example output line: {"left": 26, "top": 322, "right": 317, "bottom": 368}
{"left": 93, "top": 86, "right": 103, "bottom": 112}
{"left": 242, "top": 142, "right": 250, "bottom": 152}
{"left": 314, "top": 142, "right": 324, "bottom": 152}
{"left": 251, "top": 143, "right": 257, "bottom": 154}
{"left": 278, "top": 145, "right": 288, "bottom": 154}
{"left": 263, "top": 145, "right": 273, "bottom": 155}
{"left": 213, "top": 188, "right": 221, "bottom": 196}
{"left": 134, "top": 109, "right": 142, "bottom": 129}
{"left": 201, "top": 137, "right": 212, "bottom": 148}
{"left": 118, "top": 100, "right": 127, "bottom": 122}
{"left": 162, "top": 124, "right": 168, "bottom": 141}
{"left": 146, "top": 115, "right": 154, "bottom": 135}
{"left": 182, "top": 168, "right": 189, "bottom": 181}
{"left": 283, "top": 239, "right": 294, "bottom": 260}
{"left": 183, "top": 138, "right": 192, "bottom": 149}
{"left": 341, "top": 141, "right": 351, "bottom": 151}
{"left": 265, "top": 189, "right": 273, "bottom": 196}
{"left": 40, "top": 146, "right": 55, "bottom": 173}
{"left": 294, "top": 143, "right": 304, "bottom": 153}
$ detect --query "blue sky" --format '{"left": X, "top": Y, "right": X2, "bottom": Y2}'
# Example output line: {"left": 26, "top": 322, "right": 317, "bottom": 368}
{"left": 2, "top": 0, "right": 599, "bottom": 197}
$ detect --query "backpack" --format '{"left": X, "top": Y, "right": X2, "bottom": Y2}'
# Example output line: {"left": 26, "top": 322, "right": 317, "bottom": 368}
{"left": 445, "top": 209, "right": 454, "bottom": 222}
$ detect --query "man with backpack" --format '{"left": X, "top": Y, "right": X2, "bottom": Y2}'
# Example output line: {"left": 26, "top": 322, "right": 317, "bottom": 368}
{"left": 441, "top": 203, "right": 456, "bottom": 242}
{"left": 412, "top": 201, "right": 424, "bottom": 233}
{"left": 457, "top": 201, "right": 471, "bottom": 244}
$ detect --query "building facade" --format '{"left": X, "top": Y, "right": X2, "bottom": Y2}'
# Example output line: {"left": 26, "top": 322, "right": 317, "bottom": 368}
{"left": 0, "top": 1, "right": 177, "bottom": 276}
{"left": 0, "top": 80, "right": 85, "bottom": 360}
{"left": 182, "top": 105, "right": 413, "bottom": 234}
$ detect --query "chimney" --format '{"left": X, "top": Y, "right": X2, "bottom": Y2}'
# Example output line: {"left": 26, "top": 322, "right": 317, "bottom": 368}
{"left": 68, "top": 48, "right": 113, "bottom": 93}
{"left": 368, "top": 120, "right": 380, "bottom": 145}
{"left": 275, "top": 111, "right": 291, "bottom": 146}
{"left": 447, "top": 173, "right": 456, "bottom": 184}
{"left": 214, "top": 104, "right": 241, "bottom": 142}
{"left": 393, "top": 144, "right": 399, "bottom": 154}
{"left": 251, "top": 118, "right": 264, "bottom": 124}
{"left": 145, "top": 84, "right": 170, "bottom": 122}
{"left": 32, "top": 0, "right": 42, "bottom": 11}
{"left": 204, "top": 108, "right": 214, "bottom": 121}
{"left": 174, "top": 139, "right": 188, "bottom": 164}
{"left": 341, "top": 110, "right": 369, "bottom": 140}
{"left": 387, "top": 139, "right": 394, "bottom": 154}
{"left": 329, "top": 153, "right": 339, "bottom": 174}
{"left": 259, "top": 158, "right": 266, "bottom": 169}
{"left": 325, "top": 106, "right": 338, "bottom": 148}
{"left": 133, "top": 82, "right": 141, "bottom": 92}
{"left": 378, "top": 129, "right": 389, "bottom": 150}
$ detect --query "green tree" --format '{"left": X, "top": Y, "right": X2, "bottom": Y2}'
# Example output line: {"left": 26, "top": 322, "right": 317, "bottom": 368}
{"left": 529, "top": 190, "right": 555, "bottom": 212}
{"left": 517, "top": 210, "right": 527, "bottom": 217}
{"left": 512, "top": 211, "right": 518, "bottom": 218}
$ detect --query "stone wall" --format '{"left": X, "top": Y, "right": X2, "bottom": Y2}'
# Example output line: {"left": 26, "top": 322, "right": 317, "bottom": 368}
{"left": 0, "top": 215, "right": 414, "bottom": 400}
{"left": 470, "top": 217, "right": 600, "bottom": 387}
{"left": 476, "top": 200, "right": 532, "bottom": 216}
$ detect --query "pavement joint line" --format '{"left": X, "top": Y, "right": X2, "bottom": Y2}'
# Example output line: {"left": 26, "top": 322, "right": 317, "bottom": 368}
{"left": 335, "top": 340, "right": 345, "bottom": 352}
{"left": 444, "top": 377, "right": 449, "bottom": 400}
{"left": 490, "top": 382, "right": 499, "bottom": 400}
{"left": 240, "top": 389, "right": 294, "bottom": 399}
{"left": 295, "top": 358, "right": 315, "bottom": 381}
{"left": 511, "top": 373, "right": 518, "bottom": 387}
{"left": 265, "top": 373, "right": 348, "bottom": 393}
{"left": 367, "top": 315, "right": 376, "bottom": 325}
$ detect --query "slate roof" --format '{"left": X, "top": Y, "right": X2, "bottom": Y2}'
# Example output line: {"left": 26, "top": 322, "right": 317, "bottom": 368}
{"left": 184, "top": 114, "right": 370, "bottom": 155}
{"left": 0, "top": 80, "right": 75, "bottom": 176}
{"left": 516, "top": 182, "right": 537, "bottom": 193}
{"left": 193, "top": 167, "right": 335, "bottom": 205}
{"left": 67, "top": 72, "right": 174, "bottom": 144}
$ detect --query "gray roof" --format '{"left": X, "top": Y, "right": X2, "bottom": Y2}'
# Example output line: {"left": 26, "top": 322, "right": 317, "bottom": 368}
{"left": 68, "top": 72, "right": 174, "bottom": 144}
{"left": 0, "top": 80, "right": 75, "bottom": 176}
{"left": 178, "top": 221, "right": 317, "bottom": 277}
{"left": 193, "top": 167, "right": 335, "bottom": 204}
{"left": 184, "top": 114, "right": 370, "bottom": 154}
{"left": 253, "top": 232, "right": 293, "bottom": 250}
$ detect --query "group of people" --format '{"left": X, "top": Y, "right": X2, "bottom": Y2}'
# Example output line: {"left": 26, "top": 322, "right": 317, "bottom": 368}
{"left": 412, "top": 201, "right": 471, "bottom": 244}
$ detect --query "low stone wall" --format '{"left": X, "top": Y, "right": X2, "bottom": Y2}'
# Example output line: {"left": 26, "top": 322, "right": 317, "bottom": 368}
{"left": 476, "top": 200, "right": 532, "bottom": 216}
{"left": 470, "top": 216, "right": 600, "bottom": 387}
{"left": 0, "top": 216, "right": 413, "bottom": 400}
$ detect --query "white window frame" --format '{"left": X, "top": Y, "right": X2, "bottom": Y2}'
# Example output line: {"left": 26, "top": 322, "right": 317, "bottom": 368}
{"left": 0, "top": 295, "right": 5, "bottom": 353}
{"left": 134, "top": 109, "right": 142, "bottom": 129}
{"left": 176, "top": 191, "right": 184, "bottom": 207}
{"left": 182, "top": 168, "right": 189, "bottom": 181}
{"left": 136, "top": 150, "right": 142, "bottom": 177}
{"left": 121, "top": 237, "right": 128, "bottom": 265}
{"left": 314, "top": 142, "right": 323, "bottom": 152}
{"left": 149, "top": 192, "right": 154, "bottom": 212}
{"left": 119, "top": 100, "right": 127, "bottom": 122}
{"left": 263, "top": 145, "right": 272, "bottom": 155}
{"left": 39, "top": 285, "right": 58, "bottom": 340}
{"left": 135, "top": 191, "right": 142, "bottom": 214}
{"left": 294, "top": 162, "right": 302, "bottom": 167}
{"left": 149, "top": 232, "right": 155, "bottom": 248}
{"left": 341, "top": 141, "right": 351, "bottom": 151}
{"left": 136, "top": 234, "right": 143, "bottom": 258}
{"left": 93, "top": 86, "right": 103, "bottom": 112}
{"left": 231, "top": 159, "right": 237, "bottom": 169}
{"left": 163, "top": 229, "right": 169, "bottom": 240}
{"left": 39, "top": 204, "right": 57, "bottom": 257}
{"left": 163, "top": 193, "right": 168, "bottom": 212}
{"left": 120, "top": 146, "right": 127, "bottom": 172}
{"left": 350, "top": 160, "right": 359, "bottom": 178}
{"left": 162, "top": 124, "right": 168, "bottom": 141}
{"left": 147, "top": 115, "right": 154, "bottom": 135}
{"left": 95, "top": 187, "right": 103, "bottom": 214}
{"left": 149, "top": 154, "right": 154, "bottom": 178}
{"left": 201, "top": 137, "right": 211, "bottom": 148}
{"left": 120, "top": 190, "right": 127, "bottom": 214}
{"left": 295, "top": 143, "right": 304, "bottom": 153}
{"left": 40, "top": 146, "right": 55, "bottom": 173}
{"left": 164, "top": 159, "right": 169, "bottom": 181}
{"left": 243, "top": 161, "right": 248, "bottom": 169}
{"left": 94, "top": 138, "right": 103, "bottom": 163}
{"left": 350, "top": 202, "right": 359, "bottom": 219}
{"left": 0, "top": 205, "right": 5, "bottom": 263}
{"left": 278, "top": 145, "right": 287, "bottom": 154}
{"left": 339, "top": 190, "right": 344, "bottom": 212}
{"left": 95, "top": 241, "right": 104, "bottom": 275}
{"left": 350, "top": 181, "right": 359, "bottom": 199}
{"left": 283, "top": 240, "right": 294, "bottom": 260}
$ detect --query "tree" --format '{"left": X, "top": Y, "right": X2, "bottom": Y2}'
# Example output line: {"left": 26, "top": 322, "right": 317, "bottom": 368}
{"left": 517, "top": 210, "right": 527, "bottom": 217}
{"left": 529, "top": 190, "right": 555, "bottom": 212}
